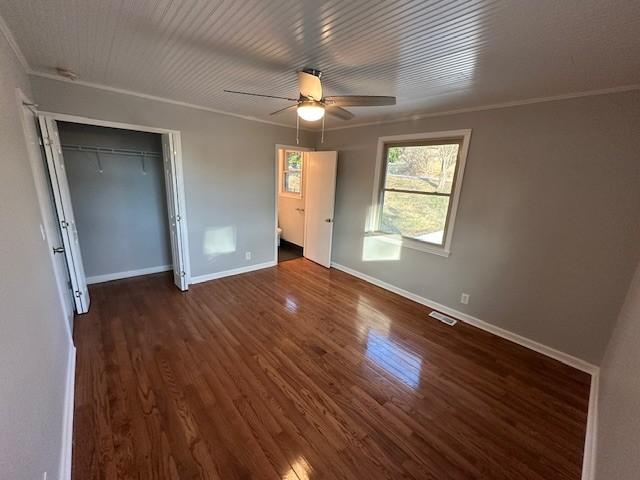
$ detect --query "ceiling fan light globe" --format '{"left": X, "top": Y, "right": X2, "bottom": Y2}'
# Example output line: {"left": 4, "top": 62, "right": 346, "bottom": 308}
{"left": 297, "top": 103, "right": 325, "bottom": 122}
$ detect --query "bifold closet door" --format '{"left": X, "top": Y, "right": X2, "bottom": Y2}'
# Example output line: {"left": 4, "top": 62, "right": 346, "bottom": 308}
{"left": 303, "top": 151, "right": 338, "bottom": 268}
{"left": 161, "top": 133, "right": 189, "bottom": 291}
{"left": 38, "top": 115, "right": 91, "bottom": 314}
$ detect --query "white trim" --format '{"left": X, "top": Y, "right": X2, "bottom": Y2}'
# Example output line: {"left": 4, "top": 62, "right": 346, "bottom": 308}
{"left": 369, "top": 129, "right": 472, "bottom": 257}
{"left": 30, "top": 71, "right": 309, "bottom": 131}
{"left": 330, "top": 262, "right": 598, "bottom": 374}
{"left": 581, "top": 371, "right": 600, "bottom": 480}
{"left": 274, "top": 144, "right": 313, "bottom": 264}
{"left": 321, "top": 84, "right": 640, "bottom": 132}
{"left": 87, "top": 265, "right": 172, "bottom": 284}
{"left": 190, "top": 261, "right": 276, "bottom": 284}
{"left": 37, "top": 111, "right": 180, "bottom": 135}
{"left": 58, "top": 345, "right": 76, "bottom": 480}
{"left": 0, "top": 12, "right": 29, "bottom": 71}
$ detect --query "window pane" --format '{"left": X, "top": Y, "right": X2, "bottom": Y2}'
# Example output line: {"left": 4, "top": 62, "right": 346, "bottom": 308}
{"left": 284, "top": 171, "right": 301, "bottom": 193}
{"left": 380, "top": 192, "right": 449, "bottom": 245}
{"left": 285, "top": 151, "right": 302, "bottom": 171}
{"left": 385, "top": 143, "right": 459, "bottom": 194}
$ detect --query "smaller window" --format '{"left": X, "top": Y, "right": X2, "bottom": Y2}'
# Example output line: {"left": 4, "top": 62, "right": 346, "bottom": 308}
{"left": 281, "top": 150, "right": 303, "bottom": 196}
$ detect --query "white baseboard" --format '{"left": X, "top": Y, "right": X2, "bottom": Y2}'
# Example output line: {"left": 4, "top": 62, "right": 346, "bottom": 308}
{"left": 330, "top": 262, "right": 598, "bottom": 374}
{"left": 58, "top": 344, "right": 76, "bottom": 480}
{"left": 581, "top": 371, "right": 599, "bottom": 480}
{"left": 190, "top": 261, "right": 277, "bottom": 285}
{"left": 86, "top": 264, "right": 172, "bottom": 284}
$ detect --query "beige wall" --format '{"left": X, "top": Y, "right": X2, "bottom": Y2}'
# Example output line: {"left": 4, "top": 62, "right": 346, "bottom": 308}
{"left": 0, "top": 35, "right": 72, "bottom": 479}
{"left": 30, "top": 76, "right": 314, "bottom": 278}
{"left": 318, "top": 90, "right": 640, "bottom": 364}
{"left": 595, "top": 260, "right": 640, "bottom": 478}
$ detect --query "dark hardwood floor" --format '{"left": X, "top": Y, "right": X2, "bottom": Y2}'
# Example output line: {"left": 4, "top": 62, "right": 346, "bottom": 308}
{"left": 73, "top": 258, "right": 590, "bottom": 479}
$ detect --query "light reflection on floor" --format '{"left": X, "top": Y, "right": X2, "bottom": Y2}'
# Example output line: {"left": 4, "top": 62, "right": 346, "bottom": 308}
{"left": 365, "top": 330, "right": 423, "bottom": 389}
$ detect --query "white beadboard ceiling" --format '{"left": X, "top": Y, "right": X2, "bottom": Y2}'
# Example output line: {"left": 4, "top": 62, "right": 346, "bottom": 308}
{"left": 1, "top": 0, "right": 639, "bottom": 127}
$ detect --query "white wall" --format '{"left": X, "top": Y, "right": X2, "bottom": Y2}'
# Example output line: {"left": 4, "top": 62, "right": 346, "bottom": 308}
{"left": 319, "top": 90, "right": 640, "bottom": 364}
{"left": 58, "top": 122, "right": 172, "bottom": 279}
{"left": 30, "top": 76, "right": 315, "bottom": 279}
{"left": 595, "top": 260, "right": 640, "bottom": 479}
{"left": 0, "top": 34, "right": 72, "bottom": 480}
{"left": 277, "top": 148, "right": 306, "bottom": 246}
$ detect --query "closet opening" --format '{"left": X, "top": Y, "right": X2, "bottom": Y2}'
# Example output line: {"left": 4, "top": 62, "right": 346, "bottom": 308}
{"left": 59, "top": 122, "right": 173, "bottom": 283}
{"left": 36, "top": 113, "right": 190, "bottom": 315}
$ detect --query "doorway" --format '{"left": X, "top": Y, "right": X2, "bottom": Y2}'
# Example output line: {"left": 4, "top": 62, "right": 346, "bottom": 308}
{"left": 32, "top": 112, "right": 190, "bottom": 315}
{"left": 276, "top": 146, "right": 307, "bottom": 263}
{"left": 274, "top": 145, "right": 338, "bottom": 268}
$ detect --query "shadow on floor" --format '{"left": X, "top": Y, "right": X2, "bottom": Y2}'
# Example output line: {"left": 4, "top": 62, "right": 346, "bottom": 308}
{"left": 278, "top": 239, "right": 303, "bottom": 263}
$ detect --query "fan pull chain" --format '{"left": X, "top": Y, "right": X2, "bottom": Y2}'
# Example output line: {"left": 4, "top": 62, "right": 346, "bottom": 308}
{"left": 321, "top": 115, "right": 325, "bottom": 143}
{"left": 296, "top": 114, "right": 299, "bottom": 145}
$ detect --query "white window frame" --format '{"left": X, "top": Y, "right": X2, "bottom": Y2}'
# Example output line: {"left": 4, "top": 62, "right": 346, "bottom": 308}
{"left": 367, "top": 129, "right": 472, "bottom": 257}
{"left": 280, "top": 149, "right": 304, "bottom": 198}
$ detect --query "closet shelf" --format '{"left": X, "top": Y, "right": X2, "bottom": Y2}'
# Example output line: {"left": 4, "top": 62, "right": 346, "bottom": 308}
{"left": 61, "top": 144, "right": 162, "bottom": 158}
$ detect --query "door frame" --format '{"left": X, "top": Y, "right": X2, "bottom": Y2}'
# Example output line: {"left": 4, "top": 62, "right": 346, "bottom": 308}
{"left": 35, "top": 110, "right": 192, "bottom": 288}
{"left": 274, "top": 144, "right": 313, "bottom": 263}
{"left": 15, "top": 88, "right": 75, "bottom": 337}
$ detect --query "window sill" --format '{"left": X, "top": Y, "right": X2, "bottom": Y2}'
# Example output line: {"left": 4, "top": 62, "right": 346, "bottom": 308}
{"left": 367, "top": 232, "right": 451, "bottom": 257}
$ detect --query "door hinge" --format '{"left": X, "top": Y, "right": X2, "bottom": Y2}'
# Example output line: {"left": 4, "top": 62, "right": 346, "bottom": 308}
{"left": 38, "top": 137, "right": 44, "bottom": 146}
{"left": 43, "top": 136, "right": 52, "bottom": 146}
{"left": 176, "top": 214, "right": 181, "bottom": 221}
{"left": 180, "top": 271, "right": 186, "bottom": 277}
{"left": 60, "top": 220, "right": 69, "bottom": 229}
{"left": 74, "top": 290, "right": 82, "bottom": 298}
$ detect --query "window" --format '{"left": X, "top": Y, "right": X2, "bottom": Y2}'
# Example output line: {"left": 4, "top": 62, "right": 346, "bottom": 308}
{"left": 281, "top": 150, "right": 303, "bottom": 196}
{"left": 370, "top": 130, "right": 471, "bottom": 256}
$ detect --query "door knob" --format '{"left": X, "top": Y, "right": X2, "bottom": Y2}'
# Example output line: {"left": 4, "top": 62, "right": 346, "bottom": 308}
{"left": 52, "top": 246, "right": 65, "bottom": 254}
{"left": 324, "top": 218, "right": 332, "bottom": 223}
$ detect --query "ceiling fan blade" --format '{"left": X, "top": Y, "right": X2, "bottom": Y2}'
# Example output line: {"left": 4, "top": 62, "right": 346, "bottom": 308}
{"left": 324, "top": 95, "right": 396, "bottom": 107}
{"left": 326, "top": 105, "right": 354, "bottom": 120}
{"left": 298, "top": 71, "right": 323, "bottom": 101}
{"left": 224, "top": 90, "right": 298, "bottom": 101}
{"left": 269, "top": 104, "right": 298, "bottom": 116}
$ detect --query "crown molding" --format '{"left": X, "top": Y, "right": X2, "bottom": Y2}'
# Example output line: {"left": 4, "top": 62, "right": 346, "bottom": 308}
{"left": 0, "top": 12, "right": 29, "bottom": 71}
{"left": 29, "top": 70, "right": 311, "bottom": 131}
{"left": 318, "top": 84, "right": 640, "bottom": 132}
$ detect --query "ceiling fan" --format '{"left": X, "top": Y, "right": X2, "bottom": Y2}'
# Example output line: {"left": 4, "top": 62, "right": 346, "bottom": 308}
{"left": 224, "top": 68, "right": 396, "bottom": 123}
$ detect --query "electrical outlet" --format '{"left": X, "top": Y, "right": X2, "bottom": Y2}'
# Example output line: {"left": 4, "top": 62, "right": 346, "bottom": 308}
{"left": 245, "top": 251, "right": 252, "bottom": 260}
{"left": 460, "top": 293, "right": 470, "bottom": 305}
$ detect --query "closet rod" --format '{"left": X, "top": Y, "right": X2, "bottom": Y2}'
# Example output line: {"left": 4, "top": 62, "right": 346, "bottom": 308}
{"left": 61, "top": 144, "right": 162, "bottom": 158}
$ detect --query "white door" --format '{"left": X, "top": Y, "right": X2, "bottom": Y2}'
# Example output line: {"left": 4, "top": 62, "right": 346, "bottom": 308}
{"left": 162, "top": 133, "right": 188, "bottom": 290}
{"left": 38, "top": 116, "right": 90, "bottom": 314}
{"left": 21, "top": 106, "right": 75, "bottom": 331}
{"left": 303, "top": 151, "right": 338, "bottom": 268}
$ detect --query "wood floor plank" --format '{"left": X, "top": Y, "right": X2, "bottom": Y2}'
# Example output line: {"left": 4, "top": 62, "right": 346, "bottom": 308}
{"left": 73, "top": 258, "right": 590, "bottom": 479}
